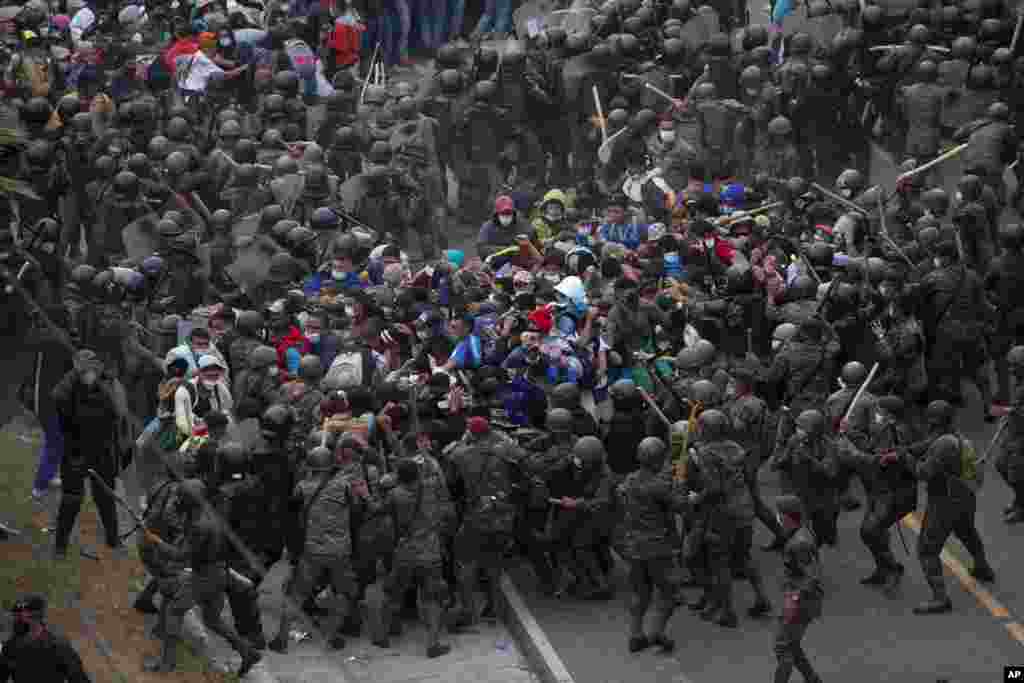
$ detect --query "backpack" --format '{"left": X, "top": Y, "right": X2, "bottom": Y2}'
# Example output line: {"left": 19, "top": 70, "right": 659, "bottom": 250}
{"left": 326, "top": 348, "right": 374, "bottom": 388}
{"left": 958, "top": 434, "right": 985, "bottom": 494}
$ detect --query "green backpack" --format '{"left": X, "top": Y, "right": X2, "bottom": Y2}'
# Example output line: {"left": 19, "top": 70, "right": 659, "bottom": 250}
{"left": 958, "top": 435, "right": 985, "bottom": 494}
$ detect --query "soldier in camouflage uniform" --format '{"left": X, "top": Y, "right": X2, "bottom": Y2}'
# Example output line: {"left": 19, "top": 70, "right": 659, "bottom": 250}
{"left": 772, "top": 494, "right": 825, "bottom": 683}
{"left": 143, "top": 479, "right": 261, "bottom": 675}
{"left": 547, "top": 436, "right": 616, "bottom": 599}
{"left": 371, "top": 450, "right": 455, "bottom": 658}
{"left": 769, "top": 410, "right": 841, "bottom": 547}
{"left": 618, "top": 437, "right": 686, "bottom": 653}
{"left": 897, "top": 400, "right": 995, "bottom": 614}
{"left": 724, "top": 365, "right": 787, "bottom": 550}
{"left": 835, "top": 395, "right": 916, "bottom": 593}
{"left": 687, "top": 410, "right": 770, "bottom": 628}
{"left": 994, "top": 347, "right": 1024, "bottom": 522}
{"left": 450, "top": 418, "right": 525, "bottom": 627}
{"left": 269, "top": 445, "right": 367, "bottom": 653}
{"left": 283, "top": 355, "right": 327, "bottom": 458}
{"left": 824, "top": 361, "right": 878, "bottom": 512}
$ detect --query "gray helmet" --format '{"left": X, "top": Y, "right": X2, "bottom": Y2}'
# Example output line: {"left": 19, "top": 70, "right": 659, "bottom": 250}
{"left": 306, "top": 445, "right": 334, "bottom": 470}
{"left": 572, "top": 436, "right": 606, "bottom": 467}
{"left": 551, "top": 382, "right": 581, "bottom": 408}
{"left": 636, "top": 436, "right": 667, "bottom": 468}
{"left": 795, "top": 409, "right": 825, "bottom": 436}
{"left": 609, "top": 379, "right": 638, "bottom": 403}
{"left": 249, "top": 345, "right": 278, "bottom": 369}
{"left": 1008, "top": 346, "right": 1024, "bottom": 370}
{"left": 689, "top": 379, "right": 721, "bottom": 407}
{"left": 298, "top": 354, "right": 323, "bottom": 382}
{"left": 697, "top": 408, "right": 730, "bottom": 440}
{"left": 547, "top": 408, "right": 573, "bottom": 434}
{"left": 841, "top": 361, "right": 867, "bottom": 386}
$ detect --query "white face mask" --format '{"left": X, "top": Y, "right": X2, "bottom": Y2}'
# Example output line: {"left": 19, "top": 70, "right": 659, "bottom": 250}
{"left": 840, "top": 188, "right": 853, "bottom": 199}
{"left": 659, "top": 131, "right": 676, "bottom": 143}
{"left": 345, "top": 305, "right": 356, "bottom": 318}
{"left": 416, "top": 330, "right": 431, "bottom": 341}
{"left": 307, "top": 333, "right": 320, "bottom": 344}
{"left": 268, "top": 366, "right": 279, "bottom": 377}
{"left": 954, "top": 192, "right": 963, "bottom": 203}
{"left": 745, "top": 88, "right": 759, "bottom": 97}
{"left": 498, "top": 214, "right": 514, "bottom": 227}
{"left": 332, "top": 270, "right": 346, "bottom": 279}
{"left": 703, "top": 238, "right": 715, "bottom": 248}
{"left": 201, "top": 379, "right": 218, "bottom": 389}
{"left": 874, "top": 413, "right": 886, "bottom": 424}
{"left": 933, "top": 257, "right": 942, "bottom": 269}
{"left": 771, "top": 339, "right": 782, "bottom": 352}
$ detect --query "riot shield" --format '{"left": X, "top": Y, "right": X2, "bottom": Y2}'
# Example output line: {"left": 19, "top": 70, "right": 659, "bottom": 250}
{"left": 121, "top": 212, "right": 161, "bottom": 261}
{"left": 679, "top": 5, "right": 719, "bottom": 52}
{"left": 225, "top": 235, "right": 280, "bottom": 291}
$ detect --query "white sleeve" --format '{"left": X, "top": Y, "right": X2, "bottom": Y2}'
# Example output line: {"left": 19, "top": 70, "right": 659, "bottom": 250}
{"left": 219, "top": 383, "right": 234, "bottom": 418}
{"left": 174, "top": 385, "right": 193, "bottom": 437}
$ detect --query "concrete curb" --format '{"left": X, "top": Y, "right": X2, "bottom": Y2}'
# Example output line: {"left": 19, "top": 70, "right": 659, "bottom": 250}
{"left": 179, "top": 608, "right": 280, "bottom": 683}
{"left": 499, "top": 572, "right": 575, "bottom": 683}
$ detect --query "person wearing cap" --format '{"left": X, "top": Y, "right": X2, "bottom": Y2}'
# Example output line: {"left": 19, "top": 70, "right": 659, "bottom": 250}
{"left": 476, "top": 195, "right": 537, "bottom": 260}
{"left": 165, "top": 326, "right": 229, "bottom": 381}
{"left": 596, "top": 195, "right": 649, "bottom": 252}
{"left": 0, "top": 594, "right": 90, "bottom": 683}
{"left": 175, "top": 354, "right": 234, "bottom": 442}
{"left": 52, "top": 350, "right": 128, "bottom": 559}
{"left": 67, "top": 0, "right": 96, "bottom": 48}
{"left": 176, "top": 28, "right": 248, "bottom": 97}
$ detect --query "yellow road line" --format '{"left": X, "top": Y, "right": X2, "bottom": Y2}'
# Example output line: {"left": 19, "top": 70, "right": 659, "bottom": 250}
{"left": 1006, "top": 622, "right": 1024, "bottom": 643}
{"left": 901, "top": 512, "right": 1014, "bottom": 624}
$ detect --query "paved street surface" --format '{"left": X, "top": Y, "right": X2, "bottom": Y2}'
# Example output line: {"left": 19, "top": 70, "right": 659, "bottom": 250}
{"left": 177, "top": 559, "right": 537, "bottom": 683}
{"left": 511, "top": 397, "right": 1024, "bottom": 683}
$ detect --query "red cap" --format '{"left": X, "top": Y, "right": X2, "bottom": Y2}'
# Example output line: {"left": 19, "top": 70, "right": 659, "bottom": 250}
{"left": 467, "top": 416, "right": 490, "bottom": 434}
{"left": 495, "top": 195, "right": 515, "bottom": 214}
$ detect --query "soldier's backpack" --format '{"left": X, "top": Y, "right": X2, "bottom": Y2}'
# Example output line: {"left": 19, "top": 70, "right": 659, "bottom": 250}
{"left": 325, "top": 347, "right": 375, "bottom": 389}
{"left": 958, "top": 434, "right": 985, "bottom": 493}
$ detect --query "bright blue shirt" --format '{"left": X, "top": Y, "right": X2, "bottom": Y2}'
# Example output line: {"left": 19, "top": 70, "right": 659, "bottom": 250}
{"left": 448, "top": 334, "right": 483, "bottom": 370}
{"left": 303, "top": 270, "right": 364, "bottom": 296}
{"left": 598, "top": 223, "right": 649, "bottom": 251}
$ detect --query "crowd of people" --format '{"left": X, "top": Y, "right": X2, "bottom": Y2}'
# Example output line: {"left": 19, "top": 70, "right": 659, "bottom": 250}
{"left": 3, "top": 0, "right": 1024, "bottom": 681}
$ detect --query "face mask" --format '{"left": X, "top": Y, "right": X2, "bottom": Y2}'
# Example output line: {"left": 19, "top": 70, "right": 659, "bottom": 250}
{"left": 544, "top": 209, "right": 563, "bottom": 223}
{"left": 267, "top": 366, "right": 279, "bottom": 377}
{"left": 874, "top": 413, "right": 887, "bottom": 425}
{"left": 840, "top": 188, "right": 853, "bottom": 199}
{"left": 307, "top": 333, "right": 320, "bottom": 344}
{"left": 81, "top": 370, "right": 98, "bottom": 386}
{"left": 344, "top": 305, "right": 355, "bottom": 318}
{"left": 332, "top": 270, "right": 346, "bottom": 280}
{"left": 542, "top": 271, "right": 561, "bottom": 283}
{"left": 498, "top": 214, "right": 514, "bottom": 227}
{"left": 659, "top": 131, "right": 676, "bottom": 143}
{"left": 201, "top": 379, "right": 218, "bottom": 389}
{"left": 745, "top": 88, "right": 759, "bottom": 97}
{"left": 772, "top": 339, "right": 782, "bottom": 352}
{"left": 572, "top": 455, "right": 583, "bottom": 468}
{"left": 879, "top": 285, "right": 893, "bottom": 299}
{"left": 933, "top": 257, "right": 942, "bottom": 269}
{"left": 703, "top": 238, "right": 715, "bottom": 248}
{"left": 795, "top": 428, "right": 809, "bottom": 442}
{"left": 954, "top": 192, "right": 963, "bottom": 203}
{"left": 219, "top": 38, "right": 231, "bottom": 47}
{"left": 417, "top": 330, "right": 431, "bottom": 341}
